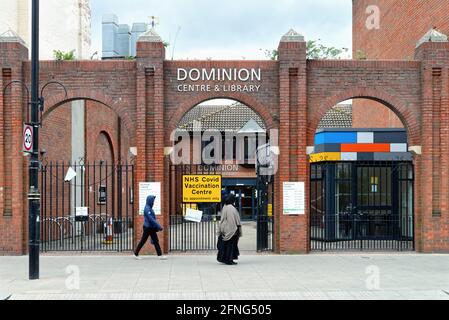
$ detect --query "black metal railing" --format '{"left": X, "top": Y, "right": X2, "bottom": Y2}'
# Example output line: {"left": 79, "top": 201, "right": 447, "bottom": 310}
{"left": 39, "top": 160, "right": 134, "bottom": 252}
{"left": 311, "top": 213, "right": 414, "bottom": 251}
{"left": 169, "top": 214, "right": 219, "bottom": 252}
{"left": 310, "top": 161, "right": 414, "bottom": 252}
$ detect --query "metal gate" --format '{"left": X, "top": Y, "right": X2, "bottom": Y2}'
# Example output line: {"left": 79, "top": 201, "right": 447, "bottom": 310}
{"left": 310, "top": 162, "right": 414, "bottom": 251}
{"left": 40, "top": 160, "right": 134, "bottom": 252}
{"left": 169, "top": 164, "right": 220, "bottom": 251}
{"left": 169, "top": 164, "right": 274, "bottom": 252}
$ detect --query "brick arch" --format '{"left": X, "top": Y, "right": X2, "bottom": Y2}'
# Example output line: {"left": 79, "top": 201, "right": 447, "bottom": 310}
{"left": 95, "top": 130, "right": 116, "bottom": 163}
{"left": 166, "top": 92, "right": 277, "bottom": 140}
{"left": 308, "top": 87, "right": 421, "bottom": 145}
{"left": 43, "top": 89, "right": 135, "bottom": 142}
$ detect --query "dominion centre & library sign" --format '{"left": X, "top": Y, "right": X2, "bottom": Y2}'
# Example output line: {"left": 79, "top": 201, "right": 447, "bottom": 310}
{"left": 176, "top": 68, "right": 262, "bottom": 93}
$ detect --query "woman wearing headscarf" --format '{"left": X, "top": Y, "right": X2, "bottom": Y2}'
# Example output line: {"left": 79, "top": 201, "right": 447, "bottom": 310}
{"left": 217, "top": 193, "right": 241, "bottom": 265}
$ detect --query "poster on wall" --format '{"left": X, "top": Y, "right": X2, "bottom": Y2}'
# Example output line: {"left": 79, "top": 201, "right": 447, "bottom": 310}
{"left": 139, "top": 182, "right": 161, "bottom": 215}
{"left": 283, "top": 182, "right": 305, "bottom": 215}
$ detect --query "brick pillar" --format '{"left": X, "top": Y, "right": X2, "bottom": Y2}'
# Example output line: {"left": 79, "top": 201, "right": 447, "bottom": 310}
{"left": 0, "top": 35, "right": 28, "bottom": 255}
{"left": 277, "top": 30, "right": 308, "bottom": 253}
{"left": 415, "top": 30, "right": 449, "bottom": 252}
{"left": 135, "top": 29, "right": 166, "bottom": 254}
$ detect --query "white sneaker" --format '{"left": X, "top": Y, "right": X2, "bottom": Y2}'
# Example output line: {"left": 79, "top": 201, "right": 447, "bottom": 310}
{"left": 134, "top": 254, "right": 142, "bottom": 260}
{"left": 159, "top": 255, "right": 168, "bottom": 260}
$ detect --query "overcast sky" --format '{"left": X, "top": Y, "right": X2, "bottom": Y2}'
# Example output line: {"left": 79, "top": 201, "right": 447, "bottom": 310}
{"left": 91, "top": 0, "right": 353, "bottom": 60}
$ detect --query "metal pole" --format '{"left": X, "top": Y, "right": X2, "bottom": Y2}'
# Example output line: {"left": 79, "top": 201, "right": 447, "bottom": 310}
{"left": 29, "top": 0, "right": 40, "bottom": 280}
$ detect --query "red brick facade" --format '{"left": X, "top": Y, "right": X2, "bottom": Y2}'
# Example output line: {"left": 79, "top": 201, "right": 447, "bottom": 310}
{"left": 1, "top": 28, "right": 449, "bottom": 254}
{"left": 352, "top": 0, "right": 449, "bottom": 128}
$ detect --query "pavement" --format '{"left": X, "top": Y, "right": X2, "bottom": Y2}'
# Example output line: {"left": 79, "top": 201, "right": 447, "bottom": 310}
{"left": 1, "top": 253, "right": 449, "bottom": 300}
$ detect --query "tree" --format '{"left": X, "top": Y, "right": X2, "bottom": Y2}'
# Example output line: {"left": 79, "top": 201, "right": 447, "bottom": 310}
{"left": 264, "top": 40, "right": 349, "bottom": 60}
{"left": 53, "top": 49, "right": 76, "bottom": 61}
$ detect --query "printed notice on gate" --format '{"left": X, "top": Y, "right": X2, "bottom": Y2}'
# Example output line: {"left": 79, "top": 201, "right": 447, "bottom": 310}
{"left": 139, "top": 182, "right": 161, "bottom": 215}
{"left": 283, "top": 182, "right": 305, "bottom": 215}
{"left": 182, "top": 175, "right": 222, "bottom": 203}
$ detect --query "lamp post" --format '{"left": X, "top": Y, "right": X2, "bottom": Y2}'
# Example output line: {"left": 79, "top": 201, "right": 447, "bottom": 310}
{"left": 2, "top": 1, "right": 66, "bottom": 280}
{"left": 29, "top": 0, "right": 40, "bottom": 280}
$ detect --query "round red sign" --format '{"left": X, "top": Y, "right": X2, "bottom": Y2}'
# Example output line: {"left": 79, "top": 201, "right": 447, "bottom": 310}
{"left": 23, "top": 126, "right": 33, "bottom": 152}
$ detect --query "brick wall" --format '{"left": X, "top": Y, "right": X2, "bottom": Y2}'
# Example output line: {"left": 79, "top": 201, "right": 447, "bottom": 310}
{"left": 1, "top": 29, "right": 449, "bottom": 254}
{"left": 352, "top": 0, "right": 449, "bottom": 128}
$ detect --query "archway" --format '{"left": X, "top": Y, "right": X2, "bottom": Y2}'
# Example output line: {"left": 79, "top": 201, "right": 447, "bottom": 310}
{"left": 39, "top": 98, "right": 135, "bottom": 252}
{"left": 309, "top": 98, "right": 414, "bottom": 252}
{"left": 167, "top": 98, "right": 274, "bottom": 253}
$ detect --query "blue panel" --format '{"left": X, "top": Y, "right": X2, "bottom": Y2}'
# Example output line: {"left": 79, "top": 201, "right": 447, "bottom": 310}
{"left": 357, "top": 153, "right": 374, "bottom": 161}
{"left": 373, "top": 152, "right": 413, "bottom": 161}
{"left": 314, "top": 143, "right": 341, "bottom": 153}
{"left": 373, "top": 131, "right": 407, "bottom": 143}
{"left": 314, "top": 132, "right": 357, "bottom": 145}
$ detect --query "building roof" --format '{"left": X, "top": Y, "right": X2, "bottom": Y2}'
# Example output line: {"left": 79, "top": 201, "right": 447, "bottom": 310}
{"left": 318, "top": 104, "right": 352, "bottom": 129}
{"left": 177, "top": 102, "right": 266, "bottom": 132}
{"left": 416, "top": 28, "right": 448, "bottom": 48}
{"left": 177, "top": 102, "right": 352, "bottom": 132}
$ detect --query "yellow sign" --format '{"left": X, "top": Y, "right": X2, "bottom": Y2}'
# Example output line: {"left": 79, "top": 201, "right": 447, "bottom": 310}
{"left": 267, "top": 204, "right": 273, "bottom": 217}
{"left": 309, "top": 152, "right": 341, "bottom": 163}
{"left": 182, "top": 175, "right": 222, "bottom": 203}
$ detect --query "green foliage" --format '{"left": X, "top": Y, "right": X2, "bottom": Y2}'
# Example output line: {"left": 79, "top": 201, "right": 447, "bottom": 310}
{"left": 264, "top": 49, "right": 279, "bottom": 60}
{"left": 306, "top": 40, "right": 348, "bottom": 60}
{"left": 163, "top": 41, "right": 170, "bottom": 48}
{"left": 355, "top": 50, "right": 368, "bottom": 60}
{"left": 264, "top": 40, "right": 349, "bottom": 60}
{"left": 53, "top": 50, "right": 76, "bottom": 61}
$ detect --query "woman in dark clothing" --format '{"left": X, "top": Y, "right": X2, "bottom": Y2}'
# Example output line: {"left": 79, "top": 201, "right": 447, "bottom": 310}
{"left": 134, "top": 195, "right": 167, "bottom": 260}
{"left": 217, "top": 194, "right": 241, "bottom": 265}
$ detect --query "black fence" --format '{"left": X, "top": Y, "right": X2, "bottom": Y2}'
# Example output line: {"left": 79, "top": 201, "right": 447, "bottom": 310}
{"left": 310, "top": 162, "right": 414, "bottom": 251}
{"left": 169, "top": 164, "right": 274, "bottom": 252}
{"left": 40, "top": 160, "right": 134, "bottom": 252}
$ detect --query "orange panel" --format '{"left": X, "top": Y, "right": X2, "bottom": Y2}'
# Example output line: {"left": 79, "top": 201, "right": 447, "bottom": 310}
{"left": 340, "top": 143, "right": 390, "bottom": 152}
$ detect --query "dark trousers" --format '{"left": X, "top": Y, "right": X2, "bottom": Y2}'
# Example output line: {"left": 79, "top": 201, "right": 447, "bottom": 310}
{"left": 135, "top": 227, "right": 162, "bottom": 256}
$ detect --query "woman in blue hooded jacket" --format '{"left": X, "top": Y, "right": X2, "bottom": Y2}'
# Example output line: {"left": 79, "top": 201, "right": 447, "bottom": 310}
{"left": 134, "top": 195, "right": 167, "bottom": 260}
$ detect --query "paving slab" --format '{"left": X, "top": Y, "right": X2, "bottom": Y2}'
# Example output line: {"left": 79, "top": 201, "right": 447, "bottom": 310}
{"left": 1, "top": 254, "right": 449, "bottom": 300}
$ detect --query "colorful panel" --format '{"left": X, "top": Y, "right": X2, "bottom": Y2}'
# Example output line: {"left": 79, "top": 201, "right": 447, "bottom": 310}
{"left": 373, "top": 131, "right": 407, "bottom": 143}
{"left": 390, "top": 143, "right": 408, "bottom": 152}
{"left": 373, "top": 152, "right": 413, "bottom": 161}
{"left": 314, "top": 132, "right": 357, "bottom": 145}
{"left": 340, "top": 152, "right": 358, "bottom": 161}
{"left": 314, "top": 143, "right": 341, "bottom": 153}
{"left": 309, "top": 152, "right": 341, "bottom": 163}
{"left": 341, "top": 143, "right": 390, "bottom": 152}
{"left": 357, "top": 132, "right": 374, "bottom": 143}
{"left": 357, "top": 153, "right": 374, "bottom": 161}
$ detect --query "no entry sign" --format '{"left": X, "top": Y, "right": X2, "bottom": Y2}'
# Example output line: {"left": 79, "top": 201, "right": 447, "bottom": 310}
{"left": 23, "top": 124, "right": 34, "bottom": 153}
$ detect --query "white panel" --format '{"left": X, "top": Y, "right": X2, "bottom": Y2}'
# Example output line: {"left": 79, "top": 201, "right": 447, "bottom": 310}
{"left": 357, "top": 132, "right": 374, "bottom": 143}
{"left": 340, "top": 152, "right": 357, "bottom": 161}
{"left": 390, "top": 143, "right": 407, "bottom": 152}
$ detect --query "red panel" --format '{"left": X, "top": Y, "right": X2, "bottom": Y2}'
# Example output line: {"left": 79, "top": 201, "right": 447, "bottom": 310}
{"left": 340, "top": 143, "right": 390, "bottom": 152}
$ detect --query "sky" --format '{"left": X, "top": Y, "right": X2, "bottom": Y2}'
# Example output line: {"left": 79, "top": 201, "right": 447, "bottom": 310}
{"left": 91, "top": 0, "right": 353, "bottom": 60}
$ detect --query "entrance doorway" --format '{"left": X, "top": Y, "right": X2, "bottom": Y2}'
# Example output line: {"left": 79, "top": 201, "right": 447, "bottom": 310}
{"left": 310, "top": 162, "right": 414, "bottom": 251}
{"left": 168, "top": 97, "right": 274, "bottom": 253}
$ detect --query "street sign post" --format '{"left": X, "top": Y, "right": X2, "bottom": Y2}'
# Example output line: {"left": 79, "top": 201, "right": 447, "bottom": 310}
{"left": 23, "top": 124, "right": 34, "bottom": 153}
